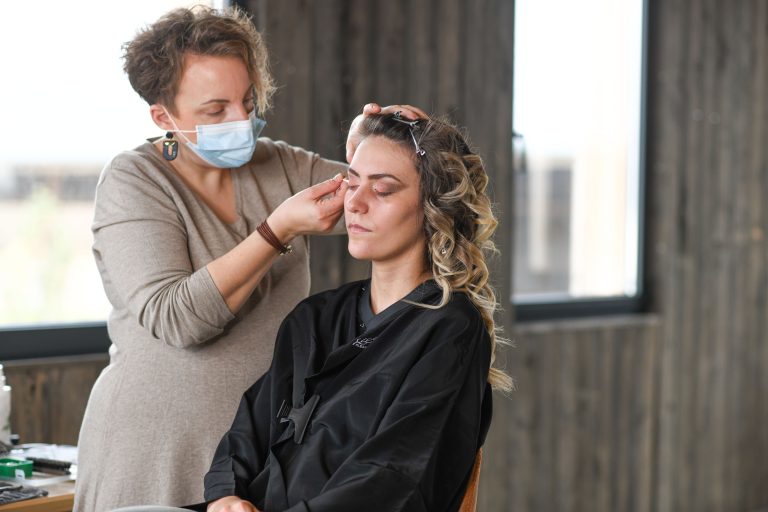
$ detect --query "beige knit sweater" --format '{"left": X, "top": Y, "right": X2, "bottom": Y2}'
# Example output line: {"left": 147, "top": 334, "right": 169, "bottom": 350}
{"left": 74, "top": 138, "right": 345, "bottom": 511}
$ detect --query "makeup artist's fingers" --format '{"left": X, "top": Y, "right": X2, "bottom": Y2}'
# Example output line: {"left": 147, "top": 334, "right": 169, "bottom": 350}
{"left": 269, "top": 175, "right": 347, "bottom": 238}
{"left": 376, "top": 103, "right": 429, "bottom": 120}
{"left": 347, "top": 103, "right": 429, "bottom": 162}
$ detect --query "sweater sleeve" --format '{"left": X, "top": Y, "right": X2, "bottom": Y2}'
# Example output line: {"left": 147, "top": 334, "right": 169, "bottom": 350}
{"left": 92, "top": 156, "right": 235, "bottom": 348}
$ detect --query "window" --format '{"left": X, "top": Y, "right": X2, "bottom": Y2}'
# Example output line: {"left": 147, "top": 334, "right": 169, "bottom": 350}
{"left": 512, "top": 0, "right": 646, "bottom": 318}
{"left": 0, "top": 0, "right": 225, "bottom": 356}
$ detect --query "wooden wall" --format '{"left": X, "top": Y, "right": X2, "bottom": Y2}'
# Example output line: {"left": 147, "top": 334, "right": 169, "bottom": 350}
{"left": 646, "top": 0, "right": 768, "bottom": 511}
{"left": 247, "top": 0, "right": 514, "bottom": 299}
{"left": 491, "top": 316, "right": 661, "bottom": 512}
{"left": 4, "top": 355, "right": 107, "bottom": 445}
{"left": 495, "top": 0, "right": 768, "bottom": 510}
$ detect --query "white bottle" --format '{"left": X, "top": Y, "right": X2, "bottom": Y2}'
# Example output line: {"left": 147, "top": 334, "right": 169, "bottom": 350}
{"left": 0, "top": 364, "right": 11, "bottom": 445}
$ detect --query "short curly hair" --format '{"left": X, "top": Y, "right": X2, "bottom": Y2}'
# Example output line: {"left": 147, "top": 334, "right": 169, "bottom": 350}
{"left": 122, "top": 5, "right": 275, "bottom": 115}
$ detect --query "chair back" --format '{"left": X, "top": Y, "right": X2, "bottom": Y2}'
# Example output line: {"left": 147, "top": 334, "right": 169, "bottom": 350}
{"left": 459, "top": 449, "right": 483, "bottom": 512}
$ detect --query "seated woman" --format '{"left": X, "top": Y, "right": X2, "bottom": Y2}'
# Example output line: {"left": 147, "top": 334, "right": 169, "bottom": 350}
{"left": 203, "top": 113, "right": 513, "bottom": 512}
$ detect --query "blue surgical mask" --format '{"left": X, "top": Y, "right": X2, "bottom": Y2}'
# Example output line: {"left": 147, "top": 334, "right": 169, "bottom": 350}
{"left": 165, "top": 109, "right": 266, "bottom": 168}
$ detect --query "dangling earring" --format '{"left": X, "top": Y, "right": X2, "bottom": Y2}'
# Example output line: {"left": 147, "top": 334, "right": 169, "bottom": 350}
{"left": 162, "top": 131, "right": 178, "bottom": 161}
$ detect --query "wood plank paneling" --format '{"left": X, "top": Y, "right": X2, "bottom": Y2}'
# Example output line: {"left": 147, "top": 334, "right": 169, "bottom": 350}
{"left": 3, "top": 355, "right": 107, "bottom": 445}
{"left": 260, "top": 0, "right": 313, "bottom": 150}
{"left": 249, "top": 0, "right": 514, "bottom": 297}
{"left": 404, "top": 0, "right": 436, "bottom": 112}
{"left": 434, "top": 0, "right": 462, "bottom": 116}
{"left": 371, "top": 0, "right": 407, "bottom": 105}
{"left": 307, "top": 0, "right": 349, "bottom": 290}
{"left": 497, "top": 317, "right": 660, "bottom": 512}
{"left": 647, "top": 0, "right": 768, "bottom": 511}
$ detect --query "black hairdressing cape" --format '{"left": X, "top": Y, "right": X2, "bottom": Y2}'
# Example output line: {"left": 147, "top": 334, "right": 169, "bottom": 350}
{"left": 203, "top": 279, "right": 493, "bottom": 512}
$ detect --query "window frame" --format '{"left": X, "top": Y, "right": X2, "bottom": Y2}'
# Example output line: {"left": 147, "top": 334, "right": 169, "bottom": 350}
{"left": 512, "top": 0, "right": 650, "bottom": 322}
{"left": 0, "top": 323, "right": 109, "bottom": 360}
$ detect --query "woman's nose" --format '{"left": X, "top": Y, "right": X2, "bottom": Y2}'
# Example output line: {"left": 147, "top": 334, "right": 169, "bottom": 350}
{"left": 227, "top": 104, "right": 250, "bottom": 122}
{"left": 345, "top": 186, "right": 369, "bottom": 214}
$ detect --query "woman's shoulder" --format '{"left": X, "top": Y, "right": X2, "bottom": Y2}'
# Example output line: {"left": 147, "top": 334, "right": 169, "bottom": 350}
{"left": 288, "top": 280, "right": 484, "bottom": 326}
{"left": 421, "top": 292, "right": 492, "bottom": 369}
{"left": 408, "top": 287, "right": 491, "bottom": 355}
{"left": 98, "top": 141, "right": 171, "bottom": 188}
{"left": 417, "top": 282, "right": 486, "bottom": 327}
{"left": 275, "top": 280, "right": 363, "bottom": 341}
{"left": 254, "top": 137, "right": 314, "bottom": 157}
{"left": 292, "top": 280, "right": 366, "bottom": 314}
{"left": 247, "top": 137, "right": 340, "bottom": 192}
{"left": 444, "top": 290, "right": 484, "bottom": 318}
{"left": 438, "top": 295, "right": 487, "bottom": 338}
{"left": 249, "top": 137, "right": 315, "bottom": 170}
{"left": 278, "top": 280, "right": 363, "bottom": 326}
{"left": 93, "top": 142, "right": 182, "bottom": 220}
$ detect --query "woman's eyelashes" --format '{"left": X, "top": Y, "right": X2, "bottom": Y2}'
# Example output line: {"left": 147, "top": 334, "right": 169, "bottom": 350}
{"left": 347, "top": 181, "right": 395, "bottom": 197}
{"left": 205, "top": 98, "right": 255, "bottom": 117}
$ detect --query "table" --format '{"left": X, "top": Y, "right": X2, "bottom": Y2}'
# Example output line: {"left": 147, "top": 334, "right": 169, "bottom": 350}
{"left": 0, "top": 480, "right": 74, "bottom": 512}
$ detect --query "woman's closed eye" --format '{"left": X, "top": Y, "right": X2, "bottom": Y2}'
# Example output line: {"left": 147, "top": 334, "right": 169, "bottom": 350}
{"left": 373, "top": 186, "right": 394, "bottom": 196}
{"left": 204, "top": 99, "right": 253, "bottom": 118}
{"left": 347, "top": 182, "right": 395, "bottom": 197}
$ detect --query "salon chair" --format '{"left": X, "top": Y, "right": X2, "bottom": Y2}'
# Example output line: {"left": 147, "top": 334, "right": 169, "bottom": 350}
{"left": 459, "top": 449, "right": 483, "bottom": 512}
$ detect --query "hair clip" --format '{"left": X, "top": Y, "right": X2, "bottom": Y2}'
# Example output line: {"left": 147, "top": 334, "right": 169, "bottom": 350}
{"left": 392, "top": 111, "right": 426, "bottom": 156}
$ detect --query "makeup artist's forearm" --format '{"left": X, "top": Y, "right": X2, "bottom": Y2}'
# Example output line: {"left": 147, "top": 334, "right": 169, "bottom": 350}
{"left": 206, "top": 231, "right": 281, "bottom": 313}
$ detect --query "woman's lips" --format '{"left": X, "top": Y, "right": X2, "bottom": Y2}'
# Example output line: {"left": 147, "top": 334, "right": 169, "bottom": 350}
{"left": 347, "top": 223, "right": 371, "bottom": 233}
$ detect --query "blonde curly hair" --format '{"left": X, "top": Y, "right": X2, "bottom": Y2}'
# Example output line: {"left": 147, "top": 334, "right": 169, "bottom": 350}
{"left": 358, "top": 114, "right": 513, "bottom": 393}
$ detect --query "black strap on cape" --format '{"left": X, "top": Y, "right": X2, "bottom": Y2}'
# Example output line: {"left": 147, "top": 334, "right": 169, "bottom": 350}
{"left": 278, "top": 394, "right": 320, "bottom": 444}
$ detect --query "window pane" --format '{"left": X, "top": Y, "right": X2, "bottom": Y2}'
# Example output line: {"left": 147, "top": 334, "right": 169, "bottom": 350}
{"left": 0, "top": 0, "right": 221, "bottom": 326}
{"left": 512, "top": 0, "right": 644, "bottom": 303}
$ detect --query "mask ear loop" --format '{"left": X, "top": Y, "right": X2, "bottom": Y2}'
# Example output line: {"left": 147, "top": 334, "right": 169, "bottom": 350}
{"left": 160, "top": 106, "right": 199, "bottom": 161}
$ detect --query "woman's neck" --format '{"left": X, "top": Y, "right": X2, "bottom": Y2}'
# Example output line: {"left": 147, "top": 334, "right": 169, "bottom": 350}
{"left": 154, "top": 140, "right": 222, "bottom": 183}
{"left": 369, "top": 259, "right": 432, "bottom": 315}
{"left": 154, "top": 142, "right": 237, "bottom": 222}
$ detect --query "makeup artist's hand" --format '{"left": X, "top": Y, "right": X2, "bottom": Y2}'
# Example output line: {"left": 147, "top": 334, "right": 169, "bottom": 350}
{"left": 207, "top": 495, "right": 260, "bottom": 512}
{"left": 346, "top": 102, "right": 429, "bottom": 163}
{"left": 268, "top": 173, "right": 349, "bottom": 242}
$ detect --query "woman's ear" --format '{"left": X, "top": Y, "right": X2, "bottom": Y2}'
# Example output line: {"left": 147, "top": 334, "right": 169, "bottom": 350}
{"left": 150, "top": 104, "right": 174, "bottom": 131}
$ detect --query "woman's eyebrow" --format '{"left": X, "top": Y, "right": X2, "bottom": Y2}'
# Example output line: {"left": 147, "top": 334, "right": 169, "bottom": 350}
{"left": 200, "top": 88, "right": 254, "bottom": 106}
{"left": 200, "top": 98, "right": 229, "bottom": 105}
{"left": 348, "top": 167, "right": 404, "bottom": 183}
